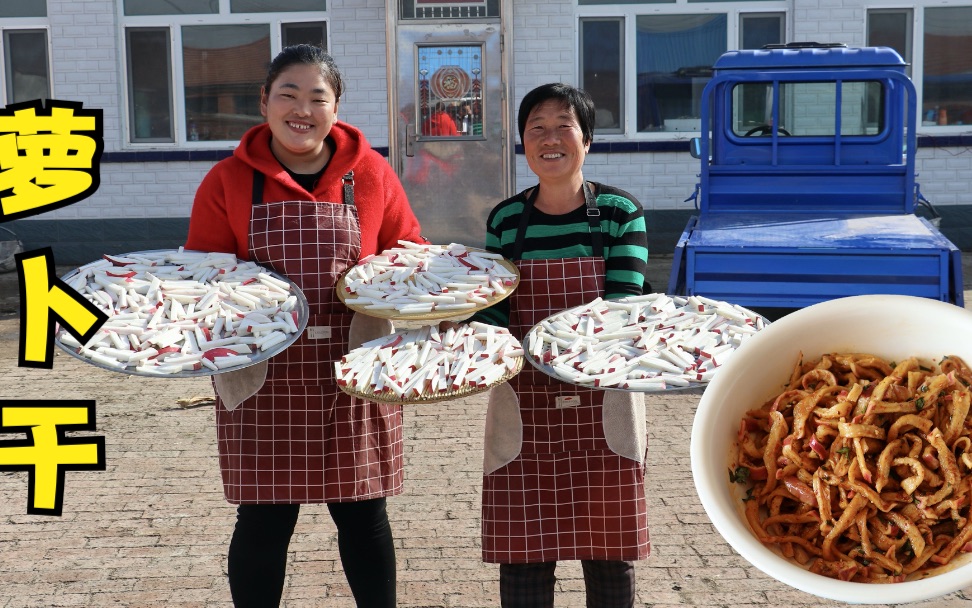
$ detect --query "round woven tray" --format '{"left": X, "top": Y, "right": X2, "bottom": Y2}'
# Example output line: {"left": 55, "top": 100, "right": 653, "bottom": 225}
{"left": 339, "top": 354, "right": 523, "bottom": 404}
{"left": 336, "top": 246, "right": 520, "bottom": 321}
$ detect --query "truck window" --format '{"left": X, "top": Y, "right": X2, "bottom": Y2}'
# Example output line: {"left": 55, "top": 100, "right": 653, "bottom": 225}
{"left": 731, "top": 80, "right": 885, "bottom": 137}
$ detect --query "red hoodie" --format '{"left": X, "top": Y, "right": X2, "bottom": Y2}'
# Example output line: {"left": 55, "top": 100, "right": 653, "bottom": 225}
{"left": 186, "top": 121, "right": 424, "bottom": 259}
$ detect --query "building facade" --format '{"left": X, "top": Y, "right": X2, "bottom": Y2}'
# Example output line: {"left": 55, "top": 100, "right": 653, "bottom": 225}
{"left": 3, "top": 0, "right": 971, "bottom": 262}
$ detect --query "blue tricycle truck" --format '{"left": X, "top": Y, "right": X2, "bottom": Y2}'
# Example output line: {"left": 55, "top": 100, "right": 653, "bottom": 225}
{"left": 667, "top": 42, "right": 964, "bottom": 310}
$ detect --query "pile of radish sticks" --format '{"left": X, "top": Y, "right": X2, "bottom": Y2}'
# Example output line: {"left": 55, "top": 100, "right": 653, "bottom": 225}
{"left": 56, "top": 249, "right": 301, "bottom": 375}
{"left": 340, "top": 241, "right": 517, "bottom": 317}
{"left": 525, "top": 293, "right": 766, "bottom": 391}
{"left": 336, "top": 322, "right": 523, "bottom": 402}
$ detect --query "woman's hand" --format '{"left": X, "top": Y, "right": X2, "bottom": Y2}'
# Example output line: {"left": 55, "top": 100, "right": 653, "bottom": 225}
{"left": 438, "top": 320, "right": 462, "bottom": 333}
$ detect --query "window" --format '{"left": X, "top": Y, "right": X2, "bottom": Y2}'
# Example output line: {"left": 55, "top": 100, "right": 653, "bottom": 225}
{"left": 740, "top": 13, "right": 784, "bottom": 50}
{"left": 231, "top": 0, "right": 325, "bottom": 12}
{"left": 124, "top": 0, "right": 216, "bottom": 16}
{"left": 867, "top": 9, "right": 912, "bottom": 75}
{"left": 1, "top": 3, "right": 51, "bottom": 106}
{"left": 182, "top": 25, "right": 269, "bottom": 142}
{"left": 923, "top": 7, "right": 972, "bottom": 127}
{"left": 731, "top": 81, "right": 885, "bottom": 137}
{"left": 127, "top": 29, "right": 172, "bottom": 141}
{"left": 867, "top": 4, "right": 972, "bottom": 129}
{"left": 580, "top": 18, "right": 623, "bottom": 132}
{"left": 578, "top": 3, "right": 786, "bottom": 137}
{"left": 283, "top": 22, "right": 328, "bottom": 48}
{"left": 122, "top": 2, "right": 329, "bottom": 144}
{"left": 636, "top": 15, "right": 725, "bottom": 133}
{"left": 399, "top": 0, "right": 500, "bottom": 20}
{"left": 1, "top": 2, "right": 47, "bottom": 18}
{"left": 3, "top": 30, "right": 50, "bottom": 105}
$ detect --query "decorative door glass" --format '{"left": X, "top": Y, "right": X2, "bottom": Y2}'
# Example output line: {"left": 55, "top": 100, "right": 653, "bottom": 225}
{"left": 417, "top": 44, "right": 483, "bottom": 137}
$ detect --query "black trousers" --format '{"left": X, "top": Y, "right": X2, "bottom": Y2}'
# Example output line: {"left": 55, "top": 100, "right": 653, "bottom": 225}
{"left": 227, "top": 498, "right": 396, "bottom": 607}
{"left": 499, "top": 560, "right": 636, "bottom": 608}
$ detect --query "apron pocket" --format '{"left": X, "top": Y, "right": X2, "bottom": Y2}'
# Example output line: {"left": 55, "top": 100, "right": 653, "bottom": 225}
{"left": 483, "top": 381, "right": 523, "bottom": 475}
{"left": 214, "top": 360, "right": 268, "bottom": 411}
{"left": 348, "top": 312, "right": 394, "bottom": 349}
{"left": 601, "top": 391, "right": 647, "bottom": 464}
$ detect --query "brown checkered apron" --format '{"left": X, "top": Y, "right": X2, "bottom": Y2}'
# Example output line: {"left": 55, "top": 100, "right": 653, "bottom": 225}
{"left": 214, "top": 170, "right": 403, "bottom": 504}
{"left": 481, "top": 184, "right": 649, "bottom": 563}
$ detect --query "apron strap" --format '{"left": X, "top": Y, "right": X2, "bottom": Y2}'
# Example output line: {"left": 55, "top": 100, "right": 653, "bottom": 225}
{"left": 342, "top": 171, "right": 355, "bottom": 206}
{"left": 251, "top": 170, "right": 265, "bottom": 206}
{"left": 511, "top": 182, "right": 603, "bottom": 261}
{"left": 583, "top": 181, "right": 603, "bottom": 258}
{"left": 251, "top": 169, "right": 356, "bottom": 206}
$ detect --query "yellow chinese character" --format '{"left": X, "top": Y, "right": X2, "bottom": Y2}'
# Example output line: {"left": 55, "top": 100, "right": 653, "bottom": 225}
{"left": 0, "top": 401, "right": 105, "bottom": 516}
{"left": 17, "top": 247, "right": 107, "bottom": 368}
{"left": 0, "top": 100, "right": 103, "bottom": 221}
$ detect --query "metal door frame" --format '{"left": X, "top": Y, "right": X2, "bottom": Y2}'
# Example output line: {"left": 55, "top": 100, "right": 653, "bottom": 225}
{"left": 385, "top": 0, "right": 515, "bottom": 199}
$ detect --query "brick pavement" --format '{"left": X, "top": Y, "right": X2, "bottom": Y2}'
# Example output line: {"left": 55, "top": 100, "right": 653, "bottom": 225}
{"left": 2, "top": 260, "right": 972, "bottom": 606}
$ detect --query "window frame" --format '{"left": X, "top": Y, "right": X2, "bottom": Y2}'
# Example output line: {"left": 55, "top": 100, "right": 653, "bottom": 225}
{"left": 119, "top": 4, "right": 330, "bottom": 148}
{"left": 866, "top": 1, "right": 972, "bottom": 133}
{"left": 576, "top": 1, "right": 788, "bottom": 140}
{"left": 0, "top": 20, "right": 52, "bottom": 106}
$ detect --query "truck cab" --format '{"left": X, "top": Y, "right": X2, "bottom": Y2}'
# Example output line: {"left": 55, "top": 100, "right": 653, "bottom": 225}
{"left": 667, "top": 43, "right": 963, "bottom": 309}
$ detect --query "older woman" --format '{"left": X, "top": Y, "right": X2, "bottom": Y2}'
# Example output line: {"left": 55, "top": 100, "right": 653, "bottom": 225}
{"left": 469, "top": 83, "right": 651, "bottom": 607}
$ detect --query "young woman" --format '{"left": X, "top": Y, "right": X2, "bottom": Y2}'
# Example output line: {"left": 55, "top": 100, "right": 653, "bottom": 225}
{"left": 185, "top": 45, "right": 424, "bottom": 607}
{"left": 469, "top": 83, "right": 651, "bottom": 608}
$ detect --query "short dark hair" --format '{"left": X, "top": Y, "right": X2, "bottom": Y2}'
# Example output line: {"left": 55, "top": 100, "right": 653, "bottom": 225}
{"left": 263, "top": 44, "right": 344, "bottom": 102}
{"left": 517, "top": 83, "right": 595, "bottom": 144}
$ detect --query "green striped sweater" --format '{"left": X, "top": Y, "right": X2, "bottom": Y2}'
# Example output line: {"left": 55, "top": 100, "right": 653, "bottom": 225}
{"left": 471, "top": 182, "right": 649, "bottom": 328}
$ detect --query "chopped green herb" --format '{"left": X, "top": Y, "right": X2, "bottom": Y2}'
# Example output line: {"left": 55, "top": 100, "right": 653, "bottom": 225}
{"left": 729, "top": 467, "right": 750, "bottom": 484}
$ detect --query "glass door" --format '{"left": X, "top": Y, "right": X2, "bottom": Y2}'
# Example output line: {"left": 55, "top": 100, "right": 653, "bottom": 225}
{"left": 391, "top": 14, "right": 510, "bottom": 248}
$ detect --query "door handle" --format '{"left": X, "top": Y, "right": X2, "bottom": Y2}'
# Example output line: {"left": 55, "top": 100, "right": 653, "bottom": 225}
{"left": 405, "top": 128, "right": 417, "bottom": 157}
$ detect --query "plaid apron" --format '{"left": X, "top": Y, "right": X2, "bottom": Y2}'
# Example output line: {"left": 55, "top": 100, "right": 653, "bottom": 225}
{"left": 481, "top": 185, "right": 650, "bottom": 563}
{"left": 214, "top": 170, "right": 403, "bottom": 504}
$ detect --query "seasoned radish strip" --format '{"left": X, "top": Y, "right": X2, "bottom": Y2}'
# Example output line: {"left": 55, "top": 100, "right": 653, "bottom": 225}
{"left": 340, "top": 242, "right": 517, "bottom": 317}
{"left": 336, "top": 322, "right": 523, "bottom": 402}
{"left": 524, "top": 294, "right": 766, "bottom": 390}
{"left": 54, "top": 248, "right": 305, "bottom": 375}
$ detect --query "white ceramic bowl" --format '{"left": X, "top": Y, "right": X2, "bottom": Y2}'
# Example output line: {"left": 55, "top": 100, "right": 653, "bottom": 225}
{"left": 691, "top": 294, "right": 972, "bottom": 604}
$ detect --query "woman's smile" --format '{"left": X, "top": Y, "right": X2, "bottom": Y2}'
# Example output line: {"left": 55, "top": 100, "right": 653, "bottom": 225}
{"left": 260, "top": 63, "right": 340, "bottom": 172}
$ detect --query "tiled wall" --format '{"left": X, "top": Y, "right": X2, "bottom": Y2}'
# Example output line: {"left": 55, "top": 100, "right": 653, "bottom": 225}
{"left": 12, "top": 0, "right": 972, "bottom": 261}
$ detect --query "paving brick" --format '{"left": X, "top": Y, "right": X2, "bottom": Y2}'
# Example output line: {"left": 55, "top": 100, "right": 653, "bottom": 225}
{"left": 3, "top": 262, "right": 972, "bottom": 606}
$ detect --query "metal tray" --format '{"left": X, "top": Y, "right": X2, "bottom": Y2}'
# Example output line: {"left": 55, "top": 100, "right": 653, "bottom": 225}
{"left": 54, "top": 249, "right": 309, "bottom": 378}
{"left": 340, "top": 355, "right": 523, "bottom": 404}
{"left": 522, "top": 294, "right": 768, "bottom": 393}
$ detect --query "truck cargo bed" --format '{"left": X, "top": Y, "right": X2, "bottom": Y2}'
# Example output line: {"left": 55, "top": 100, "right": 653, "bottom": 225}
{"left": 669, "top": 213, "right": 962, "bottom": 308}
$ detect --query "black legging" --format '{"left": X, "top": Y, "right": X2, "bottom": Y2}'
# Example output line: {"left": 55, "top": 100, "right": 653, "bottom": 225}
{"left": 227, "top": 499, "right": 396, "bottom": 607}
{"left": 499, "top": 560, "right": 636, "bottom": 608}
